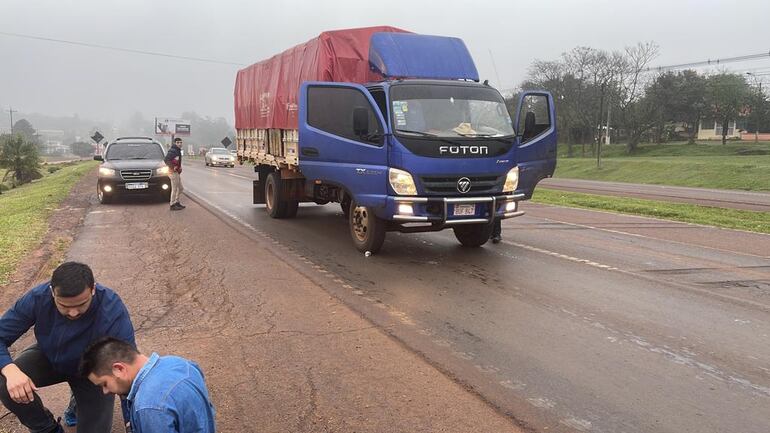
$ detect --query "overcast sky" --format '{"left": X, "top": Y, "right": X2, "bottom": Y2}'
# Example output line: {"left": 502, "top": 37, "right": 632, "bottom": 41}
{"left": 1, "top": 0, "right": 769, "bottom": 127}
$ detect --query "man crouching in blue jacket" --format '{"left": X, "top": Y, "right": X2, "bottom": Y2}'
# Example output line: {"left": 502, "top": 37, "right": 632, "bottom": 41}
{"left": 0, "top": 262, "right": 135, "bottom": 433}
{"left": 80, "top": 338, "right": 216, "bottom": 433}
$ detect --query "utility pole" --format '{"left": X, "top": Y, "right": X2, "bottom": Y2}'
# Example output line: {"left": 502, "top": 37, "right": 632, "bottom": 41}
{"left": 6, "top": 106, "right": 17, "bottom": 134}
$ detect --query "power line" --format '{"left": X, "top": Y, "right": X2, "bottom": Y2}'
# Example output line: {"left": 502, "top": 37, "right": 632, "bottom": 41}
{"left": 648, "top": 50, "right": 770, "bottom": 71}
{"left": 0, "top": 31, "right": 246, "bottom": 67}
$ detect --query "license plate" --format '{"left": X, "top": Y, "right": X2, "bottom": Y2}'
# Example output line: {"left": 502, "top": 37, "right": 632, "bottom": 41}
{"left": 453, "top": 204, "right": 476, "bottom": 216}
{"left": 125, "top": 182, "right": 149, "bottom": 190}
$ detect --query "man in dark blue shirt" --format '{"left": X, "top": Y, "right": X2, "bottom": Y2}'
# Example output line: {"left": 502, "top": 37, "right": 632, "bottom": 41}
{"left": 80, "top": 337, "right": 216, "bottom": 433}
{"left": 0, "top": 262, "right": 135, "bottom": 433}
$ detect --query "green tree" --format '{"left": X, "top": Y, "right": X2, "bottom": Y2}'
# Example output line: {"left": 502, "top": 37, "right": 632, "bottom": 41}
{"left": 70, "top": 141, "right": 94, "bottom": 157}
{"left": 0, "top": 134, "right": 42, "bottom": 186}
{"left": 705, "top": 73, "right": 751, "bottom": 145}
{"left": 12, "top": 119, "right": 39, "bottom": 146}
{"left": 645, "top": 70, "right": 707, "bottom": 144}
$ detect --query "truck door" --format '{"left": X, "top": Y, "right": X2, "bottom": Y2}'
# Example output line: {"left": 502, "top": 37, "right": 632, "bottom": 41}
{"left": 513, "top": 92, "right": 557, "bottom": 198}
{"left": 299, "top": 82, "right": 389, "bottom": 207}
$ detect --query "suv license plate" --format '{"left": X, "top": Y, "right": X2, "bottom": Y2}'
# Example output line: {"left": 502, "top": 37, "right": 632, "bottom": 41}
{"left": 125, "top": 182, "right": 149, "bottom": 190}
{"left": 453, "top": 204, "right": 476, "bottom": 216}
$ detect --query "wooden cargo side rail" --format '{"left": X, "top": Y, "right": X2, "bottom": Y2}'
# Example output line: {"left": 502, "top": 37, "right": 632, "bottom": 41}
{"left": 236, "top": 128, "right": 299, "bottom": 170}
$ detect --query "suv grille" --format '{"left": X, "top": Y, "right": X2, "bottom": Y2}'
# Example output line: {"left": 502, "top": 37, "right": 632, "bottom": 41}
{"left": 120, "top": 169, "right": 152, "bottom": 181}
{"left": 420, "top": 175, "right": 502, "bottom": 195}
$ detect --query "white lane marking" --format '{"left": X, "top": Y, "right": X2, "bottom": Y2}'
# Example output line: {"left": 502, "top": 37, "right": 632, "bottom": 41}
{"left": 561, "top": 417, "right": 592, "bottom": 431}
{"left": 503, "top": 240, "right": 620, "bottom": 272}
{"left": 528, "top": 397, "right": 556, "bottom": 409}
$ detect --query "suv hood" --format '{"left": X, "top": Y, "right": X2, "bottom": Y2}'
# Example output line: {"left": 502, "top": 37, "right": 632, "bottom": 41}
{"left": 104, "top": 160, "right": 165, "bottom": 170}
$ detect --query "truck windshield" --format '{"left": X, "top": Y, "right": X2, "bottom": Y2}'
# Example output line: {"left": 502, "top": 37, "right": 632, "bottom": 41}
{"left": 390, "top": 84, "right": 515, "bottom": 138}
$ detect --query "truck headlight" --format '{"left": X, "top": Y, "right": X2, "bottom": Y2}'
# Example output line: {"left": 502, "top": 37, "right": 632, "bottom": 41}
{"left": 99, "top": 167, "right": 116, "bottom": 176}
{"left": 502, "top": 167, "right": 519, "bottom": 192}
{"left": 156, "top": 166, "right": 170, "bottom": 175}
{"left": 388, "top": 168, "right": 417, "bottom": 195}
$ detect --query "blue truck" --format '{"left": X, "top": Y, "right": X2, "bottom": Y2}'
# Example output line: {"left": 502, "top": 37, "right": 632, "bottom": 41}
{"left": 234, "top": 28, "right": 556, "bottom": 254}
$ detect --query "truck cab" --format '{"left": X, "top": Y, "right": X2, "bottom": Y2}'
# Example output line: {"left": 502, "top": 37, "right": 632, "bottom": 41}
{"left": 298, "top": 79, "right": 556, "bottom": 253}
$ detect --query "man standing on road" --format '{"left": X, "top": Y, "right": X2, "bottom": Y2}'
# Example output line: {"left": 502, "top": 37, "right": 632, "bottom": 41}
{"left": 80, "top": 337, "right": 216, "bottom": 433}
{"left": 0, "top": 262, "right": 135, "bottom": 433}
{"left": 165, "top": 137, "right": 186, "bottom": 211}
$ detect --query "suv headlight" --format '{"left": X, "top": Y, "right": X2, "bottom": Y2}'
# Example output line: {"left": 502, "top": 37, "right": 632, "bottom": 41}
{"left": 388, "top": 168, "right": 417, "bottom": 195}
{"left": 156, "top": 166, "right": 170, "bottom": 175}
{"left": 99, "top": 167, "right": 116, "bottom": 176}
{"left": 502, "top": 167, "right": 519, "bottom": 192}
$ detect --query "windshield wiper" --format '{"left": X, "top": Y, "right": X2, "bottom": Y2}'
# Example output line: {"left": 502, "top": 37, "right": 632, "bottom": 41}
{"left": 395, "top": 129, "right": 438, "bottom": 137}
{"left": 127, "top": 157, "right": 149, "bottom": 160}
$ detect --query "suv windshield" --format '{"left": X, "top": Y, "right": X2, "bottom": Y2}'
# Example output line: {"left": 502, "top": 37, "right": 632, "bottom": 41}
{"left": 391, "top": 84, "right": 515, "bottom": 138}
{"left": 106, "top": 142, "right": 164, "bottom": 160}
{"left": 210, "top": 148, "right": 228, "bottom": 154}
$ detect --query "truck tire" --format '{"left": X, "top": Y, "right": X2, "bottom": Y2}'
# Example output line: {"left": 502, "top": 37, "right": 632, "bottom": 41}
{"left": 265, "top": 172, "right": 299, "bottom": 219}
{"left": 265, "top": 172, "right": 288, "bottom": 218}
{"left": 349, "top": 201, "right": 386, "bottom": 254}
{"left": 285, "top": 200, "right": 299, "bottom": 218}
{"left": 453, "top": 223, "right": 493, "bottom": 247}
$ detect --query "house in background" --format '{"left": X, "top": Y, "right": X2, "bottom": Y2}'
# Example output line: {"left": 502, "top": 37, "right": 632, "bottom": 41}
{"left": 697, "top": 119, "right": 740, "bottom": 140}
{"left": 36, "top": 129, "right": 68, "bottom": 155}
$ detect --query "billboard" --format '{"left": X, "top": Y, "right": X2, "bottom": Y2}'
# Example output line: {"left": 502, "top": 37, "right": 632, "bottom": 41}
{"left": 155, "top": 118, "right": 191, "bottom": 136}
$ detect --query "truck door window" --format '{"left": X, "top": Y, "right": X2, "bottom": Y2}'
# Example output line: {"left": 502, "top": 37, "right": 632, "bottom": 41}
{"left": 369, "top": 88, "right": 388, "bottom": 124}
{"left": 518, "top": 95, "right": 551, "bottom": 144}
{"left": 307, "top": 87, "right": 383, "bottom": 146}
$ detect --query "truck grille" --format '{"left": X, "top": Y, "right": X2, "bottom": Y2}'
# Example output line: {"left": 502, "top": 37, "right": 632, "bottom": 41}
{"left": 420, "top": 175, "right": 502, "bottom": 195}
{"left": 120, "top": 169, "right": 152, "bottom": 181}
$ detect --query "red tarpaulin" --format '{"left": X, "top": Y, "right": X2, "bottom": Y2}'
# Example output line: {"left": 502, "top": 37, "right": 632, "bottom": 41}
{"left": 234, "top": 26, "right": 409, "bottom": 130}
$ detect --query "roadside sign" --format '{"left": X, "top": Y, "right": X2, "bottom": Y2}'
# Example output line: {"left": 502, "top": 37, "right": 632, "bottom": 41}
{"left": 221, "top": 137, "right": 232, "bottom": 148}
{"left": 155, "top": 118, "right": 191, "bottom": 136}
{"left": 91, "top": 131, "right": 104, "bottom": 143}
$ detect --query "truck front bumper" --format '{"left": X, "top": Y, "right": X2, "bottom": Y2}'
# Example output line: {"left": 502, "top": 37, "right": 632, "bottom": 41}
{"left": 386, "top": 193, "right": 525, "bottom": 227}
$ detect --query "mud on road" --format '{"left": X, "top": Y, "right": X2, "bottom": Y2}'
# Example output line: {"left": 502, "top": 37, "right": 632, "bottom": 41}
{"left": 0, "top": 169, "right": 522, "bottom": 433}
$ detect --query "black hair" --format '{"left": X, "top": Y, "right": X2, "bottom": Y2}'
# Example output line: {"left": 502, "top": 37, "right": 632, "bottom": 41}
{"left": 79, "top": 337, "right": 139, "bottom": 377}
{"left": 51, "top": 262, "right": 94, "bottom": 297}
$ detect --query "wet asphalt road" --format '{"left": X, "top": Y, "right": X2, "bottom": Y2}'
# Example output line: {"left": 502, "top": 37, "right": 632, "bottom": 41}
{"left": 182, "top": 160, "right": 770, "bottom": 433}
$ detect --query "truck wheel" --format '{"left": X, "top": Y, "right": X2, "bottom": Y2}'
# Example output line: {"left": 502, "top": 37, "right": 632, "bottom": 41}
{"left": 453, "top": 223, "right": 493, "bottom": 247}
{"left": 350, "top": 201, "right": 386, "bottom": 254}
{"left": 285, "top": 200, "right": 299, "bottom": 218}
{"left": 265, "top": 172, "right": 287, "bottom": 218}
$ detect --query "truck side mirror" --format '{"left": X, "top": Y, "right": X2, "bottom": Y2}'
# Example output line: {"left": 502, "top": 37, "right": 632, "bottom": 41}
{"left": 93, "top": 155, "right": 104, "bottom": 161}
{"left": 353, "top": 107, "right": 369, "bottom": 136}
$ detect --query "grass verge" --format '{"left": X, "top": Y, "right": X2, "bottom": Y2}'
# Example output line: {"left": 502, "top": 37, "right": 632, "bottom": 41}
{"left": 533, "top": 188, "right": 770, "bottom": 234}
{"left": 554, "top": 156, "right": 770, "bottom": 191}
{"left": 0, "top": 161, "right": 96, "bottom": 285}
